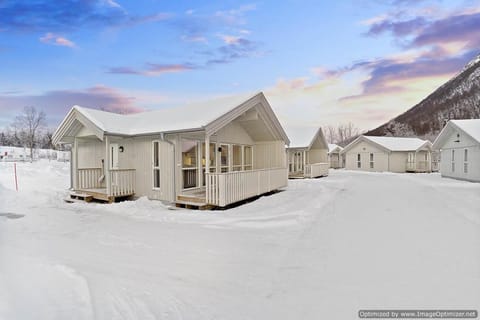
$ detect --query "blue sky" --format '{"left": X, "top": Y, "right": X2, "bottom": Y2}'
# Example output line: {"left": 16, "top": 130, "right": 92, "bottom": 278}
{"left": 0, "top": 0, "right": 479, "bottom": 134}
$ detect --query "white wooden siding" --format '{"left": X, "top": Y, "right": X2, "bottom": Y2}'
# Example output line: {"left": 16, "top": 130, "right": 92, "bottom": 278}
{"left": 308, "top": 148, "right": 328, "bottom": 163}
{"left": 77, "top": 138, "right": 104, "bottom": 169}
{"left": 253, "top": 141, "right": 286, "bottom": 169}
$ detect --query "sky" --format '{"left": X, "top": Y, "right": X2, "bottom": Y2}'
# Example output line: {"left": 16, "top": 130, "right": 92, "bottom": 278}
{"left": 0, "top": 0, "right": 479, "bottom": 137}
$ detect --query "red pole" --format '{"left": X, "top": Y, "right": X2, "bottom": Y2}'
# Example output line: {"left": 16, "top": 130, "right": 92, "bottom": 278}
{"left": 14, "top": 162, "right": 18, "bottom": 192}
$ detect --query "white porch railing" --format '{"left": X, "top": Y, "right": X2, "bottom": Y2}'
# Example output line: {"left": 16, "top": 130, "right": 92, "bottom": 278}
{"left": 77, "top": 168, "right": 103, "bottom": 189}
{"left": 206, "top": 167, "right": 287, "bottom": 207}
{"left": 109, "top": 169, "right": 136, "bottom": 197}
{"left": 407, "top": 161, "right": 430, "bottom": 172}
{"left": 304, "top": 163, "right": 329, "bottom": 178}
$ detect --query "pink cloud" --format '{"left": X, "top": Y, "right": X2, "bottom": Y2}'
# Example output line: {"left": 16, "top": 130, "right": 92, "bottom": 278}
{"left": 107, "top": 63, "right": 196, "bottom": 76}
{"left": 39, "top": 33, "right": 75, "bottom": 47}
{"left": 0, "top": 85, "right": 145, "bottom": 128}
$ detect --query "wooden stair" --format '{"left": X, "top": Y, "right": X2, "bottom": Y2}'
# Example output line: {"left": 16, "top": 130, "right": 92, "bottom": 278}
{"left": 68, "top": 192, "right": 93, "bottom": 203}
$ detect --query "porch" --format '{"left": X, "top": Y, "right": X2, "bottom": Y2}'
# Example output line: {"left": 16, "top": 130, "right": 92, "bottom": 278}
{"left": 73, "top": 167, "right": 136, "bottom": 203}
{"left": 406, "top": 160, "right": 431, "bottom": 173}
{"left": 176, "top": 167, "right": 288, "bottom": 208}
{"left": 290, "top": 163, "right": 329, "bottom": 179}
{"left": 304, "top": 163, "right": 329, "bottom": 178}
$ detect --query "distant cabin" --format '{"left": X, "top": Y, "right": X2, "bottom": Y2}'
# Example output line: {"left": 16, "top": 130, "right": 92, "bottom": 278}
{"left": 328, "top": 144, "right": 344, "bottom": 169}
{"left": 286, "top": 128, "right": 329, "bottom": 178}
{"left": 432, "top": 119, "right": 480, "bottom": 182}
{"left": 52, "top": 92, "right": 291, "bottom": 207}
{"left": 341, "top": 136, "right": 433, "bottom": 173}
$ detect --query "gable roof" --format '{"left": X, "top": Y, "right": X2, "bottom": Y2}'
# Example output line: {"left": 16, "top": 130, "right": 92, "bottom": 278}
{"left": 53, "top": 92, "right": 290, "bottom": 145}
{"left": 432, "top": 119, "right": 480, "bottom": 149}
{"left": 328, "top": 143, "right": 343, "bottom": 153}
{"left": 342, "top": 135, "right": 432, "bottom": 154}
{"left": 287, "top": 127, "right": 328, "bottom": 150}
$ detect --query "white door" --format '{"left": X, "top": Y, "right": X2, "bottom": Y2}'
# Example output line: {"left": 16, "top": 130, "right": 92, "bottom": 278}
{"left": 110, "top": 143, "right": 119, "bottom": 169}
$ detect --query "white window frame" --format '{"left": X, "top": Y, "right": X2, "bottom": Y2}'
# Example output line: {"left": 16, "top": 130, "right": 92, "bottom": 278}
{"left": 451, "top": 149, "right": 455, "bottom": 173}
{"left": 181, "top": 139, "right": 200, "bottom": 190}
{"left": 357, "top": 153, "right": 361, "bottom": 168}
{"left": 152, "top": 141, "right": 160, "bottom": 190}
{"left": 369, "top": 153, "right": 374, "bottom": 169}
{"left": 464, "top": 149, "right": 468, "bottom": 174}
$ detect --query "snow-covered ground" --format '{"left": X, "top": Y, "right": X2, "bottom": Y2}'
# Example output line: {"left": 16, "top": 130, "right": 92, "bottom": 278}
{"left": 0, "top": 160, "right": 479, "bottom": 319}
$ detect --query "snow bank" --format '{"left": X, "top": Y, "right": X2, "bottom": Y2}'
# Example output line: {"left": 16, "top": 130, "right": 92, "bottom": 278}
{"left": 1, "top": 162, "right": 479, "bottom": 319}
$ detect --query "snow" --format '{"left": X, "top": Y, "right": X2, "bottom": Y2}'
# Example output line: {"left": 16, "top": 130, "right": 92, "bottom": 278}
{"left": 363, "top": 136, "right": 430, "bottom": 151}
{"left": 450, "top": 119, "right": 480, "bottom": 143}
{"left": 286, "top": 127, "right": 320, "bottom": 148}
{"left": 328, "top": 143, "right": 342, "bottom": 153}
{"left": 73, "top": 92, "right": 259, "bottom": 135}
{"left": 1, "top": 161, "right": 479, "bottom": 319}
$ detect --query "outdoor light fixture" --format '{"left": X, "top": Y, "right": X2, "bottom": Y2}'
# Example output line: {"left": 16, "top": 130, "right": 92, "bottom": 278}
{"left": 454, "top": 133, "right": 460, "bottom": 143}
{"left": 119, "top": 146, "right": 124, "bottom": 152}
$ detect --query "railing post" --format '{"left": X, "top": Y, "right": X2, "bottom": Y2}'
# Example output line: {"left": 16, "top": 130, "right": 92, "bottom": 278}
{"left": 105, "top": 136, "right": 111, "bottom": 196}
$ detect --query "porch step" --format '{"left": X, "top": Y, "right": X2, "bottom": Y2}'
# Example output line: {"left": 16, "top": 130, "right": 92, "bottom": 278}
{"left": 177, "top": 195, "right": 206, "bottom": 204}
{"left": 69, "top": 192, "right": 93, "bottom": 202}
{"left": 175, "top": 201, "right": 214, "bottom": 210}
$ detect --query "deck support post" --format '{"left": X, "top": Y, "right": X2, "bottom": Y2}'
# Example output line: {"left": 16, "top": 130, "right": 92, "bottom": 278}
{"left": 205, "top": 135, "right": 210, "bottom": 175}
{"left": 105, "top": 135, "right": 111, "bottom": 196}
{"left": 73, "top": 137, "right": 79, "bottom": 190}
{"left": 303, "top": 150, "right": 306, "bottom": 176}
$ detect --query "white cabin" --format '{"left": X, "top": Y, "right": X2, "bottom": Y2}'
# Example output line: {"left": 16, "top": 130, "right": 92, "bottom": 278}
{"left": 52, "top": 92, "right": 291, "bottom": 207}
{"left": 432, "top": 119, "right": 480, "bottom": 182}
{"left": 328, "top": 144, "right": 344, "bottom": 169}
{"left": 286, "top": 128, "right": 329, "bottom": 178}
{"left": 341, "top": 136, "right": 433, "bottom": 173}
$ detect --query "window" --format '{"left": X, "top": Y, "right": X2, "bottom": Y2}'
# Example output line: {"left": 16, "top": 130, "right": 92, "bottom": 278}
{"left": 152, "top": 141, "right": 160, "bottom": 189}
{"left": 357, "top": 153, "right": 361, "bottom": 168}
{"left": 233, "top": 145, "right": 242, "bottom": 171}
{"left": 220, "top": 144, "right": 229, "bottom": 173}
{"left": 244, "top": 145, "right": 253, "bottom": 170}
{"left": 201, "top": 142, "right": 216, "bottom": 172}
{"left": 369, "top": 153, "right": 374, "bottom": 169}
{"left": 201, "top": 142, "right": 216, "bottom": 186}
{"left": 182, "top": 139, "right": 198, "bottom": 189}
{"left": 464, "top": 149, "right": 468, "bottom": 174}
{"left": 451, "top": 150, "right": 455, "bottom": 173}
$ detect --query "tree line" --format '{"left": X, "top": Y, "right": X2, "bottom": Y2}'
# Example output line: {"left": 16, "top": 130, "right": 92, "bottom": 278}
{"left": 0, "top": 106, "right": 63, "bottom": 159}
{"left": 324, "top": 122, "right": 361, "bottom": 145}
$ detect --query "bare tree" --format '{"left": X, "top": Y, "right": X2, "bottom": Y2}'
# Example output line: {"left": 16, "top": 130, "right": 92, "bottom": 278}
{"left": 325, "top": 122, "right": 361, "bottom": 144}
{"left": 12, "top": 106, "right": 46, "bottom": 161}
{"left": 325, "top": 125, "right": 337, "bottom": 144}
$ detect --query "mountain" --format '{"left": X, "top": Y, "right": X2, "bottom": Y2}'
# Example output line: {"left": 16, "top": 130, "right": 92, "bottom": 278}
{"left": 366, "top": 54, "right": 480, "bottom": 141}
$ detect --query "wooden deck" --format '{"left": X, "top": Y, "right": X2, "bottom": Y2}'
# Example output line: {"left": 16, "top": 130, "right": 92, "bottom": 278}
{"left": 70, "top": 188, "right": 135, "bottom": 203}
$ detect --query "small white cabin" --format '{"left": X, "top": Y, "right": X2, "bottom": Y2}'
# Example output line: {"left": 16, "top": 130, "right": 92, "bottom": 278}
{"left": 53, "top": 92, "right": 291, "bottom": 207}
{"left": 432, "top": 119, "right": 480, "bottom": 182}
{"left": 341, "top": 136, "right": 433, "bottom": 173}
{"left": 0, "top": 146, "right": 32, "bottom": 162}
{"left": 328, "top": 144, "right": 344, "bottom": 169}
{"left": 286, "top": 128, "right": 329, "bottom": 178}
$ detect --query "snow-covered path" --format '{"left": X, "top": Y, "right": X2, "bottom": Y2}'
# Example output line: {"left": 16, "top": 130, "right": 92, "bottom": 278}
{"left": 0, "top": 161, "right": 479, "bottom": 319}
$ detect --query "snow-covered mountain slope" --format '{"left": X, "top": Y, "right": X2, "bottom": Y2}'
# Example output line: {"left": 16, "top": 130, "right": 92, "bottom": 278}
{"left": 367, "top": 53, "right": 480, "bottom": 141}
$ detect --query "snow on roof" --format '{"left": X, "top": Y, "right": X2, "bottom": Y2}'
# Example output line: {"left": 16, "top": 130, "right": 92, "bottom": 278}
{"left": 75, "top": 92, "right": 258, "bottom": 135}
{"left": 328, "top": 144, "right": 342, "bottom": 153}
{"left": 450, "top": 119, "right": 480, "bottom": 143}
{"left": 287, "top": 127, "right": 322, "bottom": 148}
{"left": 363, "top": 136, "right": 429, "bottom": 151}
